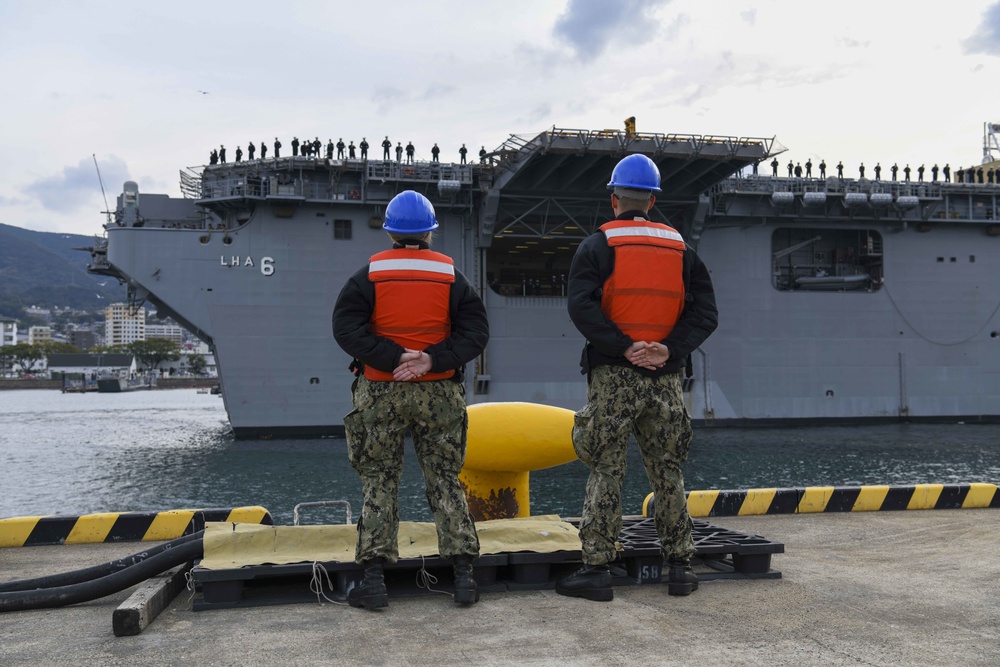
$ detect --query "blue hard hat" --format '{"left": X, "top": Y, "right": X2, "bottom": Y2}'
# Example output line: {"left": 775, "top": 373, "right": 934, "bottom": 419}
{"left": 607, "top": 154, "right": 662, "bottom": 192}
{"left": 383, "top": 190, "right": 439, "bottom": 233}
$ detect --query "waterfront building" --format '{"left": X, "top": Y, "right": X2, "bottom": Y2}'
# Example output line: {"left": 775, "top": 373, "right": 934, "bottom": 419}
{"left": 104, "top": 303, "right": 146, "bottom": 346}
{"left": 28, "top": 326, "right": 52, "bottom": 345}
{"left": 48, "top": 353, "right": 136, "bottom": 379}
{"left": 0, "top": 317, "right": 16, "bottom": 347}
{"left": 68, "top": 329, "right": 99, "bottom": 350}
{"left": 145, "top": 323, "right": 184, "bottom": 345}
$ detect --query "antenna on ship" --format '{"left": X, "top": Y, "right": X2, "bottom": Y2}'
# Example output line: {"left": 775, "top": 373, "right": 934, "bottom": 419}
{"left": 984, "top": 122, "right": 1000, "bottom": 165}
{"left": 93, "top": 154, "right": 112, "bottom": 226}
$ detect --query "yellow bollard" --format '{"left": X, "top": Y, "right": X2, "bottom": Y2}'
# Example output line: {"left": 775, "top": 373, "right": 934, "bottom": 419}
{"left": 460, "top": 402, "right": 577, "bottom": 520}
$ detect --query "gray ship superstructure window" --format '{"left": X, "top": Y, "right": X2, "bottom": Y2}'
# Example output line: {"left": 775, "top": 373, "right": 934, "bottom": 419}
{"left": 334, "top": 219, "right": 352, "bottom": 240}
{"left": 771, "top": 228, "right": 883, "bottom": 292}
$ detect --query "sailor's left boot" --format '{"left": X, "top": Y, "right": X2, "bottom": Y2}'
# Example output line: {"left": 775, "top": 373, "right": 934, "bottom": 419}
{"left": 348, "top": 558, "right": 389, "bottom": 610}
{"left": 666, "top": 558, "right": 699, "bottom": 596}
{"left": 453, "top": 555, "right": 480, "bottom": 606}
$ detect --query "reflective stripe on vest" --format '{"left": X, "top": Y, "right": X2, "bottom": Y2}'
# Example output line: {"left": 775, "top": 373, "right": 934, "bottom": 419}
{"left": 599, "top": 219, "right": 686, "bottom": 343}
{"left": 366, "top": 248, "right": 456, "bottom": 382}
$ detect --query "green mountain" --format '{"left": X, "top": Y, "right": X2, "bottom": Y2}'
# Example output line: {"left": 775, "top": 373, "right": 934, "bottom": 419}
{"left": 0, "top": 223, "right": 123, "bottom": 318}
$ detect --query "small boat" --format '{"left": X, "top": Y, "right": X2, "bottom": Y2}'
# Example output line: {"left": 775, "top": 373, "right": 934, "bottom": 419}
{"left": 794, "top": 273, "right": 870, "bottom": 291}
{"left": 97, "top": 375, "right": 157, "bottom": 393}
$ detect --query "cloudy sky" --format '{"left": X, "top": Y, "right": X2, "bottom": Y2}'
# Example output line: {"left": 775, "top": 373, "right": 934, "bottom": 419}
{"left": 1, "top": 0, "right": 999, "bottom": 236}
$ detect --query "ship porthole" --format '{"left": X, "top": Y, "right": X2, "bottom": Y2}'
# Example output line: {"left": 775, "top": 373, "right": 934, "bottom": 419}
{"left": 223, "top": 236, "right": 233, "bottom": 246}
{"left": 199, "top": 235, "right": 210, "bottom": 245}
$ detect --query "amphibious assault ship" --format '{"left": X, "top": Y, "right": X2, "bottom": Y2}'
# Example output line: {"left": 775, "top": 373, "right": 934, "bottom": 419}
{"left": 87, "top": 124, "right": 1000, "bottom": 437}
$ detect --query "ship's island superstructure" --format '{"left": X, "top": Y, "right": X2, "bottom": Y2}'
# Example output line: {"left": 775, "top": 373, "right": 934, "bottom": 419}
{"left": 88, "top": 125, "right": 1000, "bottom": 437}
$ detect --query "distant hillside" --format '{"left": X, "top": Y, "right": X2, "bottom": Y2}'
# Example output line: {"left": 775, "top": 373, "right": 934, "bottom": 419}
{"left": 0, "top": 223, "right": 124, "bottom": 317}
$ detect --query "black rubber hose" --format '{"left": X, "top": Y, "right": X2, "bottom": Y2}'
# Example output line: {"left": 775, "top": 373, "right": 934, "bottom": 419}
{"left": 0, "top": 537, "right": 202, "bottom": 612}
{"left": 0, "top": 531, "right": 204, "bottom": 593}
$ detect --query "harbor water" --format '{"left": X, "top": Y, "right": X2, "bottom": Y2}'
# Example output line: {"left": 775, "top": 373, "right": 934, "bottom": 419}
{"left": 2, "top": 389, "right": 999, "bottom": 525}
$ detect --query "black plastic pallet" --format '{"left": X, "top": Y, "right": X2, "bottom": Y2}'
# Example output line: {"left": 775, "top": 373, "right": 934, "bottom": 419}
{"left": 191, "top": 518, "right": 783, "bottom": 610}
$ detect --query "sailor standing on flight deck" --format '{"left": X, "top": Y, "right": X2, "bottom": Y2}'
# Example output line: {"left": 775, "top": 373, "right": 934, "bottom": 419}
{"left": 333, "top": 190, "right": 489, "bottom": 611}
{"left": 556, "top": 154, "right": 718, "bottom": 602}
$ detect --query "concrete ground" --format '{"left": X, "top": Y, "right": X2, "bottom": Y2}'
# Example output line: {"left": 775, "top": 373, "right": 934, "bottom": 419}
{"left": 1, "top": 509, "right": 998, "bottom": 667}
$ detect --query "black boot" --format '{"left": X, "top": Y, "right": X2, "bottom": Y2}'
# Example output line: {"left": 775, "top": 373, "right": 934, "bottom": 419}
{"left": 555, "top": 564, "right": 613, "bottom": 602}
{"left": 452, "top": 555, "right": 480, "bottom": 605}
{"left": 667, "top": 558, "right": 699, "bottom": 596}
{"left": 348, "top": 558, "right": 388, "bottom": 610}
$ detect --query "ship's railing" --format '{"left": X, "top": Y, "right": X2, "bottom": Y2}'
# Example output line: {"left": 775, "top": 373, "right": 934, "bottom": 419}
{"left": 199, "top": 176, "right": 326, "bottom": 200}
{"left": 716, "top": 174, "right": 1000, "bottom": 196}
{"left": 196, "top": 160, "right": 475, "bottom": 203}
{"left": 712, "top": 175, "right": 951, "bottom": 198}
{"left": 502, "top": 127, "right": 773, "bottom": 155}
{"left": 492, "top": 127, "right": 774, "bottom": 173}
{"left": 710, "top": 175, "right": 999, "bottom": 223}
{"left": 365, "top": 161, "right": 473, "bottom": 183}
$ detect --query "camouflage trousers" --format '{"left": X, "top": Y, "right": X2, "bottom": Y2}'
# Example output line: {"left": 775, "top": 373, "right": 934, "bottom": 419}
{"left": 344, "top": 376, "right": 480, "bottom": 564}
{"left": 573, "top": 364, "right": 695, "bottom": 564}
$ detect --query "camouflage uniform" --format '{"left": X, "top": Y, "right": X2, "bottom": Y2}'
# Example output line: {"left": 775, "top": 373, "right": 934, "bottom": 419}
{"left": 573, "top": 364, "right": 695, "bottom": 565}
{"left": 345, "top": 375, "right": 480, "bottom": 564}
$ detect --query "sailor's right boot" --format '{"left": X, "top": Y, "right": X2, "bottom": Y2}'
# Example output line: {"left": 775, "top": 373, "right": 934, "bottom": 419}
{"left": 555, "top": 564, "right": 613, "bottom": 602}
{"left": 348, "top": 558, "right": 389, "bottom": 610}
{"left": 452, "top": 555, "right": 480, "bottom": 606}
{"left": 666, "top": 558, "right": 699, "bottom": 596}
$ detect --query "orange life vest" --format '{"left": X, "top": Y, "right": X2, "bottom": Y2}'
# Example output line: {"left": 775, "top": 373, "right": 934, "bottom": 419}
{"left": 365, "top": 248, "right": 456, "bottom": 382}
{"left": 599, "top": 219, "right": 686, "bottom": 343}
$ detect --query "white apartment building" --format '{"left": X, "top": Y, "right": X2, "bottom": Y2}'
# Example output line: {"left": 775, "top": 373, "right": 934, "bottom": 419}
{"left": 1, "top": 317, "right": 16, "bottom": 347}
{"left": 24, "top": 306, "right": 51, "bottom": 319}
{"left": 104, "top": 303, "right": 146, "bottom": 346}
{"left": 28, "top": 326, "right": 52, "bottom": 345}
{"left": 145, "top": 323, "right": 184, "bottom": 345}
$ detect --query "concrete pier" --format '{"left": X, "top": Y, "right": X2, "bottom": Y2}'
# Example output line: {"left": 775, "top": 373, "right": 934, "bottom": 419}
{"left": 1, "top": 509, "right": 997, "bottom": 666}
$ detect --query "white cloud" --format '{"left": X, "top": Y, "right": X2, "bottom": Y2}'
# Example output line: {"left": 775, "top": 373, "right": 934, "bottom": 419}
{"left": 24, "top": 156, "right": 130, "bottom": 214}
{"left": 964, "top": 1, "right": 1000, "bottom": 54}
{"left": 552, "top": 0, "right": 673, "bottom": 62}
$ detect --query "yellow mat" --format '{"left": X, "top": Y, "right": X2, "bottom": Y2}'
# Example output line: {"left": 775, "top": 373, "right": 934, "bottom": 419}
{"left": 200, "top": 515, "right": 581, "bottom": 570}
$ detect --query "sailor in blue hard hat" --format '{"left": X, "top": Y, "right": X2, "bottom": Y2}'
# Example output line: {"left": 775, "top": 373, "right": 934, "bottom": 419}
{"left": 606, "top": 153, "right": 663, "bottom": 193}
{"left": 381, "top": 189, "right": 439, "bottom": 235}
{"left": 557, "top": 153, "right": 718, "bottom": 603}
{"left": 333, "top": 189, "right": 489, "bottom": 611}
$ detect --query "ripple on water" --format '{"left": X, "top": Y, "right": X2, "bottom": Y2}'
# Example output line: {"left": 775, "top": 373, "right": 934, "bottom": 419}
{"left": 2, "top": 390, "right": 999, "bottom": 522}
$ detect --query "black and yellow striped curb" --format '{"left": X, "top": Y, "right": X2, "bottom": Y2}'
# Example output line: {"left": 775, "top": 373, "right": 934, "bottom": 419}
{"left": 0, "top": 507, "right": 273, "bottom": 548}
{"left": 643, "top": 483, "right": 1000, "bottom": 518}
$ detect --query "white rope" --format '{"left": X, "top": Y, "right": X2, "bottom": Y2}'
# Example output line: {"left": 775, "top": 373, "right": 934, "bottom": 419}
{"left": 183, "top": 569, "right": 196, "bottom": 603}
{"left": 415, "top": 555, "right": 450, "bottom": 596}
{"left": 310, "top": 561, "right": 344, "bottom": 605}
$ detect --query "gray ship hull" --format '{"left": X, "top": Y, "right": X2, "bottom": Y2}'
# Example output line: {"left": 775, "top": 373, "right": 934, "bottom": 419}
{"left": 700, "top": 219, "right": 1000, "bottom": 422}
{"left": 88, "top": 127, "right": 1000, "bottom": 437}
